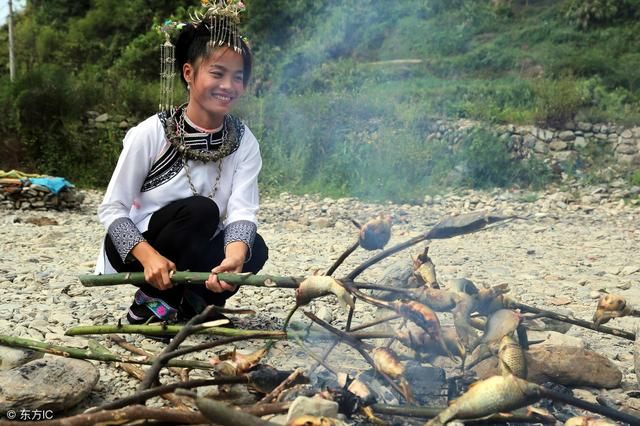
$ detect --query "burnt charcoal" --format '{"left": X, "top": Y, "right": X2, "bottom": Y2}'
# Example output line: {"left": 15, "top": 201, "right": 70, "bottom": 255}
{"left": 276, "top": 384, "right": 317, "bottom": 402}
{"left": 249, "top": 365, "right": 308, "bottom": 394}
{"left": 358, "top": 369, "right": 400, "bottom": 405}
{"left": 309, "top": 369, "right": 341, "bottom": 390}
{"left": 539, "top": 382, "right": 580, "bottom": 421}
{"left": 404, "top": 362, "right": 447, "bottom": 404}
{"left": 326, "top": 387, "right": 364, "bottom": 417}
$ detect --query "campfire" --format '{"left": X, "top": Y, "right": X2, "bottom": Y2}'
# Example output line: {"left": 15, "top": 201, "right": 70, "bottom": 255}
{"left": 2, "top": 211, "right": 639, "bottom": 425}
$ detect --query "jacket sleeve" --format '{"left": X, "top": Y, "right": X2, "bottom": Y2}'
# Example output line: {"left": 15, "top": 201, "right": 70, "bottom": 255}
{"left": 224, "top": 127, "right": 261, "bottom": 259}
{"left": 97, "top": 117, "right": 160, "bottom": 262}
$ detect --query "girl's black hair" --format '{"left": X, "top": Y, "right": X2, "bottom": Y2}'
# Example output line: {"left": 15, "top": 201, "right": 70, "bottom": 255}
{"left": 175, "top": 21, "right": 252, "bottom": 88}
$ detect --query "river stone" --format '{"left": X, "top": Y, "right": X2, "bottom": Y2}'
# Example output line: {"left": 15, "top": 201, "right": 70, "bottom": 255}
{"left": 0, "top": 357, "right": 99, "bottom": 412}
{"left": 0, "top": 346, "right": 44, "bottom": 371}
{"left": 286, "top": 396, "right": 339, "bottom": 422}
{"left": 472, "top": 345, "right": 621, "bottom": 389}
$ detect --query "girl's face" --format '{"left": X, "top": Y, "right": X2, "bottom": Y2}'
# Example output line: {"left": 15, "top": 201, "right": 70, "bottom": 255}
{"left": 183, "top": 47, "right": 246, "bottom": 128}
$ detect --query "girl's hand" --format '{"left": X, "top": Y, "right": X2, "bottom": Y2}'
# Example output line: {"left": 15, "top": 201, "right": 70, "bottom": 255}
{"left": 206, "top": 255, "right": 244, "bottom": 293}
{"left": 132, "top": 241, "right": 176, "bottom": 290}
{"left": 206, "top": 241, "right": 248, "bottom": 293}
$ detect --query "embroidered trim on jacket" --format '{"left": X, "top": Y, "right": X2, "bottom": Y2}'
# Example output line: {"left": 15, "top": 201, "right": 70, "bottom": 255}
{"left": 224, "top": 220, "right": 256, "bottom": 262}
{"left": 108, "top": 217, "right": 145, "bottom": 262}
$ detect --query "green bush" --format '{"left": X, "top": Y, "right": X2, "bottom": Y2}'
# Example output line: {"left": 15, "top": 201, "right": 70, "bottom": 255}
{"left": 533, "top": 78, "right": 588, "bottom": 126}
{"left": 455, "top": 128, "right": 552, "bottom": 189}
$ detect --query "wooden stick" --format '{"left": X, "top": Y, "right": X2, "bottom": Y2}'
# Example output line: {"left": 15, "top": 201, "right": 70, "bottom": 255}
{"left": 0, "top": 334, "right": 213, "bottom": 370}
{"left": 118, "top": 362, "right": 192, "bottom": 410}
{"left": 304, "top": 311, "right": 409, "bottom": 402}
{"left": 257, "top": 368, "right": 304, "bottom": 404}
{"left": 139, "top": 305, "right": 216, "bottom": 390}
{"left": 325, "top": 241, "right": 359, "bottom": 276}
{"left": 538, "top": 386, "right": 640, "bottom": 425}
{"left": 108, "top": 335, "right": 185, "bottom": 377}
{"left": 196, "top": 397, "right": 279, "bottom": 426}
{"left": 89, "top": 377, "right": 249, "bottom": 412}
{"left": 350, "top": 314, "right": 402, "bottom": 332}
{"left": 347, "top": 212, "right": 514, "bottom": 280}
{"left": 511, "top": 301, "right": 636, "bottom": 341}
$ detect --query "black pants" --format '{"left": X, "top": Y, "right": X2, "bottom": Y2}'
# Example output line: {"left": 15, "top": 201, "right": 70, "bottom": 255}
{"left": 105, "top": 196, "right": 268, "bottom": 314}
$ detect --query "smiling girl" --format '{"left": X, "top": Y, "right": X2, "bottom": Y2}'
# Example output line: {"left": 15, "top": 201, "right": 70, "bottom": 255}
{"left": 95, "top": 2, "right": 268, "bottom": 325}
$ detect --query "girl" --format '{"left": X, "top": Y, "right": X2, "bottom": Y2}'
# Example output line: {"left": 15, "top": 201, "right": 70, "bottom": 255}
{"left": 95, "top": 5, "right": 268, "bottom": 324}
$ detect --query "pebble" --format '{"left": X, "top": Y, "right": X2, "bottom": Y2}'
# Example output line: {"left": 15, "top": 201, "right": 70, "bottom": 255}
{"left": 0, "top": 185, "right": 638, "bottom": 413}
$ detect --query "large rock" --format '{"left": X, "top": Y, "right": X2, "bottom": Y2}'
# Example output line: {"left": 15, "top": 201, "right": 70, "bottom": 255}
{"left": 0, "top": 346, "right": 43, "bottom": 370}
{"left": 472, "top": 345, "right": 621, "bottom": 389}
{"left": 558, "top": 131, "right": 576, "bottom": 141}
{"left": 0, "top": 357, "right": 99, "bottom": 412}
{"left": 286, "top": 396, "right": 338, "bottom": 422}
{"left": 549, "top": 140, "right": 569, "bottom": 151}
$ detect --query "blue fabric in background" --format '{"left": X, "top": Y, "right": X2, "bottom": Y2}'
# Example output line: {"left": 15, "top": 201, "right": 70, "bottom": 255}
{"left": 27, "top": 177, "right": 75, "bottom": 194}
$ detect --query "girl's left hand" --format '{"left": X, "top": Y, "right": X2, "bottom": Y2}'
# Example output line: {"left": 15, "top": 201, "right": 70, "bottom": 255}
{"left": 206, "top": 255, "right": 244, "bottom": 293}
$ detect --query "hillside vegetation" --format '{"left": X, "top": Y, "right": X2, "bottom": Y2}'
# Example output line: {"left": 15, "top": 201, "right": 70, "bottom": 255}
{"left": 1, "top": 0, "right": 639, "bottom": 201}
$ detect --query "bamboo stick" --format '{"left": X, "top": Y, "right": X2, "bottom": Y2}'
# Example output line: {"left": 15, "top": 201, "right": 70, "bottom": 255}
{"left": 0, "top": 334, "right": 213, "bottom": 370}
{"left": 64, "top": 324, "right": 395, "bottom": 340}
{"left": 78, "top": 272, "right": 408, "bottom": 294}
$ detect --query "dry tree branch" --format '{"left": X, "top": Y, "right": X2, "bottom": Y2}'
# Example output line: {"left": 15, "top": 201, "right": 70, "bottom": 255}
{"left": 139, "top": 305, "right": 217, "bottom": 390}
{"left": 257, "top": 368, "right": 304, "bottom": 404}
{"left": 304, "top": 311, "right": 410, "bottom": 403}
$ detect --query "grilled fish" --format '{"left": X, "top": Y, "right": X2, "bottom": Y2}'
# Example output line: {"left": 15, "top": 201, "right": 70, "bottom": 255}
{"left": 296, "top": 276, "right": 354, "bottom": 311}
{"left": 426, "top": 375, "right": 540, "bottom": 425}
{"left": 498, "top": 335, "right": 527, "bottom": 378}
{"left": 359, "top": 214, "right": 392, "bottom": 250}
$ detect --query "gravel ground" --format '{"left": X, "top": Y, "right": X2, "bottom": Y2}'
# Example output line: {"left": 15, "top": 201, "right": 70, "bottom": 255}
{"left": 1, "top": 183, "right": 639, "bottom": 420}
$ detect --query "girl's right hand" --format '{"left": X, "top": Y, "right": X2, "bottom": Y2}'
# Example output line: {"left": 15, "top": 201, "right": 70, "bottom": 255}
{"left": 132, "top": 242, "right": 176, "bottom": 290}
{"left": 142, "top": 253, "right": 176, "bottom": 290}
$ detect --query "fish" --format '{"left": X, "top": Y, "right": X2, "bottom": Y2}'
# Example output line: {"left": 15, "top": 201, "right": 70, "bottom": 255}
{"left": 372, "top": 347, "right": 405, "bottom": 378}
{"left": 477, "top": 309, "right": 522, "bottom": 347}
{"left": 475, "top": 284, "right": 512, "bottom": 315}
{"left": 564, "top": 416, "right": 618, "bottom": 426}
{"left": 426, "top": 375, "right": 540, "bottom": 426}
{"left": 371, "top": 347, "right": 414, "bottom": 402}
{"left": 447, "top": 277, "right": 479, "bottom": 296}
{"left": 593, "top": 294, "right": 631, "bottom": 326}
{"left": 409, "top": 286, "right": 457, "bottom": 311}
{"left": 498, "top": 335, "right": 527, "bottom": 378}
{"left": 396, "top": 326, "right": 465, "bottom": 359}
{"left": 209, "top": 346, "right": 270, "bottom": 376}
{"left": 337, "top": 372, "right": 375, "bottom": 405}
{"left": 452, "top": 292, "right": 479, "bottom": 350}
{"left": 295, "top": 276, "right": 354, "bottom": 311}
{"left": 359, "top": 214, "right": 392, "bottom": 250}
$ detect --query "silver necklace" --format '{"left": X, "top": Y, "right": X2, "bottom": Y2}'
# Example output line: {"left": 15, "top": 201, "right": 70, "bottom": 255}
{"left": 178, "top": 110, "right": 225, "bottom": 200}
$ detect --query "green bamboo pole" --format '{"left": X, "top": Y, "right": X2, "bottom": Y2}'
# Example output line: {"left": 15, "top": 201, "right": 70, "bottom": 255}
{"left": 64, "top": 323, "right": 394, "bottom": 340}
{"left": 0, "top": 334, "right": 213, "bottom": 369}
{"left": 77, "top": 272, "right": 411, "bottom": 294}
{"left": 65, "top": 324, "right": 287, "bottom": 338}
{"left": 78, "top": 272, "right": 298, "bottom": 288}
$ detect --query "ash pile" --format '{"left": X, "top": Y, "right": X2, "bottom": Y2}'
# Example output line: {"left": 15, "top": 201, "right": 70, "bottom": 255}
{"left": 0, "top": 170, "right": 84, "bottom": 210}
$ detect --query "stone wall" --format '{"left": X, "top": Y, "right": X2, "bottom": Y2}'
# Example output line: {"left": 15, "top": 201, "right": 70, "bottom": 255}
{"left": 0, "top": 180, "right": 85, "bottom": 210}
{"left": 427, "top": 119, "right": 640, "bottom": 166}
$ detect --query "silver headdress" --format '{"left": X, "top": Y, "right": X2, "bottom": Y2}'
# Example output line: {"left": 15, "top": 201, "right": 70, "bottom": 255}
{"left": 157, "top": 0, "right": 247, "bottom": 112}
